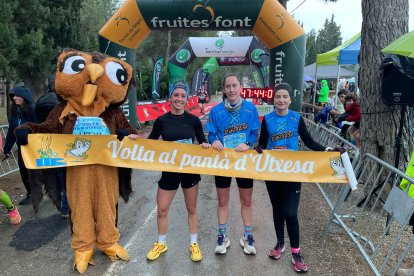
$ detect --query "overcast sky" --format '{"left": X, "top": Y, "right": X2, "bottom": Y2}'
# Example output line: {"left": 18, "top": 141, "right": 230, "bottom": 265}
{"left": 287, "top": 0, "right": 414, "bottom": 41}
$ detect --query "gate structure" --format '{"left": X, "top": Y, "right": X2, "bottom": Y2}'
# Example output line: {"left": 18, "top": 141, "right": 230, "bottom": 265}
{"left": 98, "top": 0, "right": 306, "bottom": 127}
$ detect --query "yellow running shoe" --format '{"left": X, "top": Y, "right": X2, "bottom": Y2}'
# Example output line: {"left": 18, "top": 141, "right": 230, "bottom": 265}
{"left": 190, "top": 243, "right": 203, "bottom": 262}
{"left": 147, "top": 242, "right": 168, "bottom": 261}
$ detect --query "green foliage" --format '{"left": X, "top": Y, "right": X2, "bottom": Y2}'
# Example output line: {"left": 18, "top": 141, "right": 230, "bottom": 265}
{"left": 0, "top": 1, "right": 18, "bottom": 79}
{"left": 305, "top": 14, "right": 342, "bottom": 65}
{"left": 305, "top": 29, "right": 317, "bottom": 65}
{"left": 2, "top": 0, "right": 115, "bottom": 98}
{"left": 317, "top": 15, "right": 342, "bottom": 54}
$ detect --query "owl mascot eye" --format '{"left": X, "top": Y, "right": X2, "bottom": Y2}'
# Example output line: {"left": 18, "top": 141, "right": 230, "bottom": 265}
{"left": 18, "top": 49, "right": 137, "bottom": 274}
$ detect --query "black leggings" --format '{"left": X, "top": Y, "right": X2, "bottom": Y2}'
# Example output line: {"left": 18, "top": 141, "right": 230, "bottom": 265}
{"left": 17, "top": 147, "right": 31, "bottom": 196}
{"left": 265, "top": 181, "right": 301, "bottom": 248}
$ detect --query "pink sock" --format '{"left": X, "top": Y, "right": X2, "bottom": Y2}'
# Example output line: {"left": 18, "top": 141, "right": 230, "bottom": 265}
{"left": 291, "top": 247, "right": 300, "bottom": 254}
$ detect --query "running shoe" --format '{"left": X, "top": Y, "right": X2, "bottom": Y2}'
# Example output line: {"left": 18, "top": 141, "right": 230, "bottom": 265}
{"left": 292, "top": 252, "right": 308, "bottom": 273}
{"left": 146, "top": 241, "right": 168, "bottom": 261}
{"left": 19, "top": 195, "right": 31, "bottom": 205}
{"left": 239, "top": 235, "right": 256, "bottom": 255}
{"left": 268, "top": 242, "right": 285, "bottom": 260}
{"left": 215, "top": 234, "right": 230, "bottom": 254}
{"left": 8, "top": 205, "right": 21, "bottom": 225}
{"left": 189, "top": 243, "right": 203, "bottom": 262}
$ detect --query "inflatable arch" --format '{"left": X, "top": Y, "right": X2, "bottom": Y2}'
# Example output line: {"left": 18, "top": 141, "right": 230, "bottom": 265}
{"left": 99, "top": 0, "right": 305, "bottom": 127}
{"left": 168, "top": 36, "right": 269, "bottom": 94}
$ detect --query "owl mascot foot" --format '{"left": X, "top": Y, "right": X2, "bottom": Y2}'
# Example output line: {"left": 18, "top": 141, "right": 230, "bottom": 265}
{"left": 103, "top": 242, "right": 130, "bottom": 261}
{"left": 73, "top": 249, "right": 96, "bottom": 274}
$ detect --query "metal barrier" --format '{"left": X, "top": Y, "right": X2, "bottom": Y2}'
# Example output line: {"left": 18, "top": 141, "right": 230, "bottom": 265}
{"left": 0, "top": 124, "right": 19, "bottom": 177}
{"left": 304, "top": 118, "right": 414, "bottom": 276}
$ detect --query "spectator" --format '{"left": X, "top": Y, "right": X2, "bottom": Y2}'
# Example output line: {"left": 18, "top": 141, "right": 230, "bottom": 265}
{"left": 2, "top": 86, "right": 36, "bottom": 205}
{"left": 197, "top": 88, "right": 208, "bottom": 114}
{"left": 317, "top": 80, "right": 329, "bottom": 107}
{"left": 0, "top": 135, "right": 21, "bottom": 224}
{"left": 339, "top": 93, "right": 361, "bottom": 148}
{"left": 34, "top": 74, "right": 69, "bottom": 218}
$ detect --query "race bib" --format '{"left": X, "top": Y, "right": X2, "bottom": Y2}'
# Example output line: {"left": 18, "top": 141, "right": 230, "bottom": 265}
{"left": 73, "top": 117, "right": 110, "bottom": 135}
{"left": 223, "top": 133, "right": 246, "bottom": 148}
{"left": 175, "top": 138, "right": 193, "bottom": 144}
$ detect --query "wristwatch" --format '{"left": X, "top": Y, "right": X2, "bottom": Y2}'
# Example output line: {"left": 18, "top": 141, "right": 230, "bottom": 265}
{"left": 245, "top": 142, "right": 251, "bottom": 147}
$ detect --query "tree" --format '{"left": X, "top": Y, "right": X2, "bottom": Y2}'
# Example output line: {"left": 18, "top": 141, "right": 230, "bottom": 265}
{"left": 316, "top": 15, "right": 342, "bottom": 55}
{"left": 359, "top": 0, "right": 410, "bottom": 167}
{"left": 305, "top": 29, "right": 317, "bottom": 65}
{"left": 0, "top": 1, "right": 18, "bottom": 80}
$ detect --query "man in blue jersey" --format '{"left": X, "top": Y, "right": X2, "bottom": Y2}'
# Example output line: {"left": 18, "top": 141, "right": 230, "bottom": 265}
{"left": 206, "top": 73, "right": 260, "bottom": 255}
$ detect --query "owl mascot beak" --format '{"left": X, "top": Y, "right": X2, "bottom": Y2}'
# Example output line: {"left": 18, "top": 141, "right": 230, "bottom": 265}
{"left": 82, "top": 64, "right": 104, "bottom": 106}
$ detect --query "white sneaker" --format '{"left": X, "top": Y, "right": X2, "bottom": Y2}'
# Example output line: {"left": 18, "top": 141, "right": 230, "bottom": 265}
{"left": 215, "top": 234, "right": 230, "bottom": 254}
{"left": 240, "top": 235, "right": 256, "bottom": 255}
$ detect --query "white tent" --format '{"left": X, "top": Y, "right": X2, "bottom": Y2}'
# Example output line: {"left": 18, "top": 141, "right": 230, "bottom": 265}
{"left": 304, "top": 63, "right": 357, "bottom": 79}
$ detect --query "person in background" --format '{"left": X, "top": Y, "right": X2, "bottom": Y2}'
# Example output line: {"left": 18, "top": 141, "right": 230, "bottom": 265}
{"left": 396, "top": 151, "right": 414, "bottom": 276}
{"left": 146, "top": 80, "right": 210, "bottom": 262}
{"left": 339, "top": 93, "right": 361, "bottom": 148}
{"left": 2, "top": 86, "right": 36, "bottom": 205}
{"left": 256, "top": 83, "right": 339, "bottom": 273}
{"left": 314, "top": 88, "right": 349, "bottom": 127}
{"left": 317, "top": 80, "right": 329, "bottom": 107}
{"left": 0, "top": 189, "right": 21, "bottom": 224}
{"left": 207, "top": 73, "right": 260, "bottom": 255}
{"left": 197, "top": 87, "right": 208, "bottom": 114}
{"left": 34, "top": 74, "right": 68, "bottom": 218}
{"left": 0, "top": 135, "right": 21, "bottom": 224}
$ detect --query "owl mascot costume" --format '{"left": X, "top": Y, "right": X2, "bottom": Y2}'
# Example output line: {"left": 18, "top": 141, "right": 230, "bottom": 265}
{"left": 16, "top": 49, "right": 137, "bottom": 274}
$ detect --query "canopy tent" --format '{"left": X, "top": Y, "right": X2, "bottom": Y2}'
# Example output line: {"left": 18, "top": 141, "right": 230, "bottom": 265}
{"left": 316, "top": 33, "right": 361, "bottom": 66}
{"left": 304, "top": 63, "right": 356, "bottom": 79}
{"left": 312, "top": 33, "right": 361, "bottom": 105}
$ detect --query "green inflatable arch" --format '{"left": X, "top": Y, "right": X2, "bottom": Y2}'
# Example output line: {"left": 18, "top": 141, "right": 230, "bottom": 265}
{"left": 98, "top": 0, "right": 305, "bottom": 127}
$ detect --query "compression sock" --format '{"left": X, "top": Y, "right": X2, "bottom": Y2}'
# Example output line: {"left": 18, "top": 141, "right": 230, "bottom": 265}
{"left": 190, "top": 234, "right": 198, "bottom": 244}
{"left": 158, "top": 235, "right": 167, "bottom": 244}
{"left": 244, "top": 225, "right": 253, "bottom": 237}
{"left": 218, "top": 223, "right": 227, "bottom": 236}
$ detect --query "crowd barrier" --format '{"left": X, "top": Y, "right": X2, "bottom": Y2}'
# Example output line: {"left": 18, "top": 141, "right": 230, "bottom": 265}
{"left": 136, "top": 96, "right": 199, "bottom": 123}
{"left": 0, "top": 125, "right": 19, "bottom": 177}
{"left": 304, "top": 117, "right": 414, "bottom": 276}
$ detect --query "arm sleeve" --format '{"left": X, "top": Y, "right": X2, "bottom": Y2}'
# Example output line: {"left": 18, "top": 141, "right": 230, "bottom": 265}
{"left": 247, "top": 107, "right": 260, "bottom": 146}
{"left": 206, "top": 111, "right": 219, "bottom": 143}
{"left": 258, "top": 117, "right": 269, "bottom": 149}
{"left": 148, "top": 118, "right": 161, "bottom": 140}
{"left": 298, "top": 116, "right": 326, "bottom": 151}
{"left": 346, "top": 105, "right": 361, "bottom": 122}
{"left": 194, "top": 117, "right": 207, "bottom": 144}
{"left": 3, "top": 124, "right": 16, "bottom": 154}
{"left": 20, "top": 104, "right": 65, "bottom": 134}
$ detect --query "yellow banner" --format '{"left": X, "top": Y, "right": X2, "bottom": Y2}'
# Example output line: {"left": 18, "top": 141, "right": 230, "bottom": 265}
{"left": 99, "top": 0, "right": 151, "bottom": 49}
{"left": 253, "top": 0, "right": 305, "bottom": 49}
{"left": 22, "top": 134, "right": 350, "bottom": 184}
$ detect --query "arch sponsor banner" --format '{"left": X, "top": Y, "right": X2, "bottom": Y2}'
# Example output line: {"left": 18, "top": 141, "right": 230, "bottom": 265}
{"left": 21, "top": 134, "right": 355, "bottom": 185}
{"left": 99, "top": 0, "right": 303, "bottom": 50}
{"left": 189, "top": 37, "right": 252, "bottom": 57}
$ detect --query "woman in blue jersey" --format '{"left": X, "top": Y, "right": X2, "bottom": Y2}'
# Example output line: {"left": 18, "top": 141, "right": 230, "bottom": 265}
{"left": 257, "top": 83, "right": 331, "bottom": 273}
{"left": 146, "top": 80, "right": 210, "bottom": 262}
{"left": 207, "top": 73, "right": 260, "bottom": 255}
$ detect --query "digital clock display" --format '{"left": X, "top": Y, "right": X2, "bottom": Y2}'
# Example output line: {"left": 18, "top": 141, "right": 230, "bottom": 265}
{"left": 241, "top": 88, "right": 274, "bottom": 99}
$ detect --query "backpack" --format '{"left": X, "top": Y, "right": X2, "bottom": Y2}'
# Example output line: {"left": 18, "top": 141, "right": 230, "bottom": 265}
{"left": 35, "top": 92, "right": 60, "bottom": 123}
